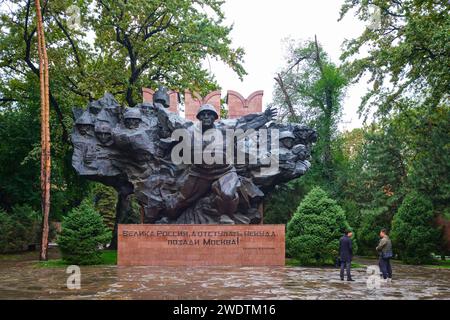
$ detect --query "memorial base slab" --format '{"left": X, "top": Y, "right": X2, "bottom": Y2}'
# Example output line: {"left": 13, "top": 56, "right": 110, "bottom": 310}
{"left": 118, "top": 224, "right": 285, "bottom": 266}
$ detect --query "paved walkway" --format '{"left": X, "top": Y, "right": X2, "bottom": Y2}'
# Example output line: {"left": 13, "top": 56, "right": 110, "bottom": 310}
{"left": 0, "top": 253, "right": 448, "bottom": 299}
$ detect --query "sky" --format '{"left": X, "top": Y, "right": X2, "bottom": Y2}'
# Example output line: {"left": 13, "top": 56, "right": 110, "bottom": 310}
{"left": 206, "top": 0, "right": 371, "bottom": 131}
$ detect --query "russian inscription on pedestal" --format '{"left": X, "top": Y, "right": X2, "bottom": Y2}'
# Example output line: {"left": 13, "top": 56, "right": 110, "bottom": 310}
{"left": 118, "top": 224, "right": 285, "bottom": 266}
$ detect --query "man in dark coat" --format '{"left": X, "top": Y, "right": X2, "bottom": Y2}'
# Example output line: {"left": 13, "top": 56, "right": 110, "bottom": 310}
{"left": 339, "top": 230, "right": 354, "bottom": 281}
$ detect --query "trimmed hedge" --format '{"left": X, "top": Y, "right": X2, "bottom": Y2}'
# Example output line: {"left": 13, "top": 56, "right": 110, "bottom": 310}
{"left": 391, "top": 192, "right": 440, "bottom": 264}
{"left": 286, "top": 187, "right": 353, "bottom": 265}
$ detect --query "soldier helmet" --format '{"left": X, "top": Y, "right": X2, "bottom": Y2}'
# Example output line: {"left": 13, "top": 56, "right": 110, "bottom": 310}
{"left": 75, "top": 112, "right": 94, "bottom": 125}
{"left": 95, "top": 122, "right": 112, "bottom": 133}
{"left": 88, "top": 101, "right": 102, "bottom": 115}
{"left": 196, "top": 104, "right": 219, "bottom": 120}
{"left": 123, "top": 108, "right": 142, "bottom": 120}
{"left": 100, "top": 93, "right": 120, "bottom": 109}
{"left": 153, "top": 86, "right": 170, "bottom": 108}
{"left": 279, "top": 131, "right": 296, "bottom": 141}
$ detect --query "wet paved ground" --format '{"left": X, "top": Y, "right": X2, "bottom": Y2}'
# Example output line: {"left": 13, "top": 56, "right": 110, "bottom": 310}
{"left": 0, "top": 251, "right": 449, "bottom": 300}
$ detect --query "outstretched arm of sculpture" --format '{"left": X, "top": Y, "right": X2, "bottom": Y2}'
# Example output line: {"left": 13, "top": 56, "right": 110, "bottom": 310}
{"left": 234, "top": 106, "right": 277, "bottom": 131}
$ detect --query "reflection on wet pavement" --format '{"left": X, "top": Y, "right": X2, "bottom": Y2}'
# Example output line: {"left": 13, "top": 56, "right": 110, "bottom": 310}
{"left": 0, "top": 254, "right": 449, "bottom": 300}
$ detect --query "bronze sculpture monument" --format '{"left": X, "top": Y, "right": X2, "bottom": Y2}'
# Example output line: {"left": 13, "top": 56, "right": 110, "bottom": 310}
{"left": 71, "top": 87, "right": 317, "bottom": 230}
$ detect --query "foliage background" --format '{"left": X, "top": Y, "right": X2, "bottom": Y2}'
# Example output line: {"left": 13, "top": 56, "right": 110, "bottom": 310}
{"left": 0, "top": 0, "right": 448, "bottom": 264}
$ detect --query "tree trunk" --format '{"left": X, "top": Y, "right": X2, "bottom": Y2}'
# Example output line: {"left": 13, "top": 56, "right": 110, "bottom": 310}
{"left": 35, "top": 0, "right": 51, "bottom": 261}
{"left": 140, "top": 205, "right": 145, "bottom": 224}
{"left": 109, "top": 192, "right": 133, "bottom": 250}
{"left": 322, "top": 106, "right": 333, "bottom": 180}
{"left": 314, "top": 35, "right": 334, "bottom": 181}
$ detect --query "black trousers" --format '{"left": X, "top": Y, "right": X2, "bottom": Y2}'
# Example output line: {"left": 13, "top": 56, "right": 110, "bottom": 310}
{"left": 340, "top": 260, "right": 352, "bottom": 280}
{"left": 379, "top": 257, "right": 392, "bottom": 279}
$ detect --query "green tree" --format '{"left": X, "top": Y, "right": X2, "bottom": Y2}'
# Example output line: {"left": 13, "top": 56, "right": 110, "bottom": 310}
{"left": 263, "top": 179, "right": 307, "bottom": 225}
{"left": 0, "top": 103, "right": 41, "bottom": 210}
{"left": 329, "top": 128, "right": 367, "bottom": 223}
{"left": 1, "top": 0, "right": 245, "bottom": 109}
{"left": 359, "top": 124, "right": 407, "bottom": 213}
{"left": 338, "top": 2, "right": 450, "bottom": 232}
{"left": 339, "top": 0, "right": 450, "bottom": 116}
{"left": 399, "top": 105, "right": 450, "bottom": 209}
{"left": 286, "top": 187, "right": 352, "bottom": 265}
{"left": 0, "top": 100, "right": 90, "bottom": 219}
{"left": 332, "top": 108, "right": 449, "bottom": 257}
{"left": 57, "top": 200, "right": 111, "bottom": 265}
{"left": 391, "top": 191, "right": 441, "bottom": 264}
{"left": 91, "top": 184, "right": 117, "bottom": 231}
{"left": 0, "top": 204, "right": 40, "bottom": 253}
{"left": 272, "top": 37, "right": 348, "bottom": 183}
{"left": 0, "top": 210, "right": 25, "bottom": 253}
{"left": 356, "top": 207, "right": 390, "bottom": 257}
{"left": 0, "top": 0, "right": 245, "bottom": 223}
{"left": 91, "top": 0, "right": 246, "bottom": 106}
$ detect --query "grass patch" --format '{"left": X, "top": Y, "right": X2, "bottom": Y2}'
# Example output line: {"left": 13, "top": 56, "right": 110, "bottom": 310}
{"left": 36, "top": 250, "right": 117, "bottom": 268}
{"left": 286, "top": 258, "right": 301, "bottom": 266}
{"left": 286, "top": 258, "right": 365, "bottom": 268}
{"left": 38, "top": 259, "right": 67, "bottom": 268}
{"left": 0, "top": 253, "right": 26, "bottom": 261}
{"left": 286, "top": 258, "right": 336, "bottom": 267}
{"left": 100, "top": 250, "right": 117, "bottom": 265}
{"left": 0, "top": 251, "right": 37, "bottom": 261}
{"left": 425, "top": 260, "right": 450, "bottom": 269}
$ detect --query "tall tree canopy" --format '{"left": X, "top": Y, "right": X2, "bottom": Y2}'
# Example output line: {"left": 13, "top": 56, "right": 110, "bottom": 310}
{"left": 0, "top": 0, "right": 245, "bottom": 214}
{"left": 90, "top": 0, "right": 246, "bottom": 106}
{"left": 339, "top": 0, "right": 450, "bottom": 117}
{"left": 272, "top": 37, "right": 348, "bottom": 182}
{"left": 266, "top": 0, "right": 449, "bottom": 260}
{"left": 0, "top": 0, "right": 246, "bottom": 113}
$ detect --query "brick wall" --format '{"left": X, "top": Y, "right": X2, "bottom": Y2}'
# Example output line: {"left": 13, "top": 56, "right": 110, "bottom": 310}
{"left": 184, "top": 90, "right": 222, "bottom": 121}
{"left": 226, "top": 90, "right": 263, "bottom": 119}
{"left": 142, "top": 88, "right": 264, "bottom": 121}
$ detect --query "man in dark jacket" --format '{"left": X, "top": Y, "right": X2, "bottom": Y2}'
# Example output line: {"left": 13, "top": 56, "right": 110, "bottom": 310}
{"left": 339, "top": 230, "right": 354, "bottom": 281}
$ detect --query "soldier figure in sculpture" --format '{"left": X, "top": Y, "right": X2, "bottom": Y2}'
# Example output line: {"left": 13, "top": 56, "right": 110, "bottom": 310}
{"left": 70, "top": 89, "right": 317, "bottom": 226}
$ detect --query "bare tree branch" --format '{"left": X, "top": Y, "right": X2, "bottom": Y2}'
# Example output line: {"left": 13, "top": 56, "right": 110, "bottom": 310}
{"left": 274, "top": 73, "right": 299, "bottom": 121}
